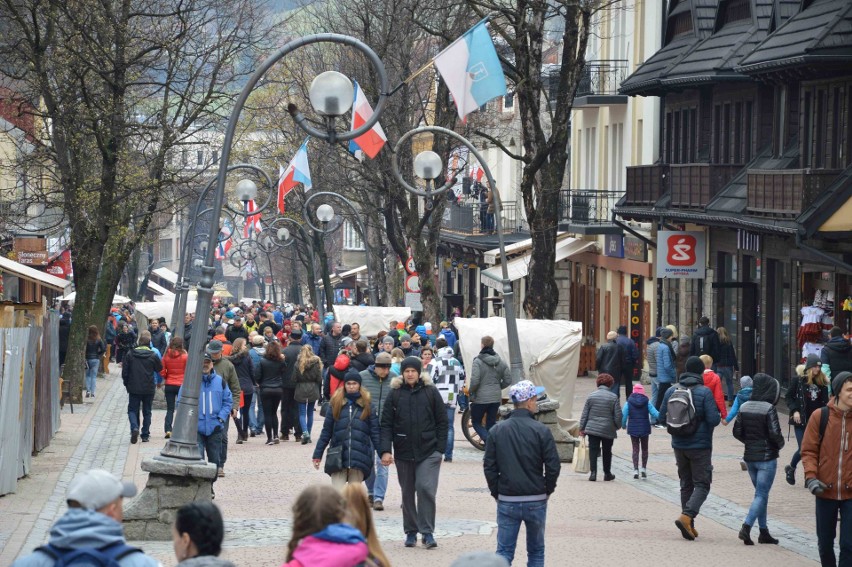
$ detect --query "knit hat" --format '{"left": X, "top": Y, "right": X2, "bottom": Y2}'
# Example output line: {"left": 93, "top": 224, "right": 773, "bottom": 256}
{"left": 805, "top": 354, "right": 821, "bottom": 372}
{"left": 424, "top": 322, "right": 433, "bottom": 334}
{"left": 685, "top": 356, "right": 705, "bottom": 375}
{"left": 832, "top": 371, "right": 852, "bottom": 399}
{"left": 660, "top": 328, "right": 674, "bottom": 340}
{"left": 341, "top": 336, "right": 354, "bottom": 347}
{"left": 289, "top": 330, "right": 303, "bottom": 340}
{"left": 375, "top": 352, "right": 392, "bottom": 366}
{"left": 740, "top": 375, "right": 753, "bottom": 389}
{"left": 400, "top": 356, "right": 422, "bottom": 374}
{"left": 415, "top": 325, "right": 427, "bottom": 337}
{"left": 400, "top": 333, "right": 412, "bottom": 343}
{"left": 632, "top": 383, "right": 645, "bottom": 395}
{"left": 381, "top": 336, "right": 395, "bottom": 345}
{"left": 344, "top": 368, "right": 362, "bottom": 386}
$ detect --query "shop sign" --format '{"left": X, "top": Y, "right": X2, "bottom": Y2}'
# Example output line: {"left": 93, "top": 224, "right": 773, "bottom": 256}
{"left": 604, "top": 234, "right": 624, "bottom": 258}
{"left": 624, "top": 237, "right": 647, "bottom": 262}
{"left": 16, "top": 250, "right": 49, "bottom": 266}
{"left": 657, "top": 230, "right": 706, "bottom": 279}
{"left": 630, "top": 275, "right": 643, "bottom": 364}
{"left": 46, "top": 249, "right": 73, "bottom": 278}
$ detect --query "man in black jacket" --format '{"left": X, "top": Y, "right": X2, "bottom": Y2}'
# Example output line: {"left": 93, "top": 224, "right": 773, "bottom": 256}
{"left": 319, "top": 321, "right": 344, "bottom": 370}
{"left": 280, "top": 331, "right": 304, "bottom": 441}
{"left": 121, "top": 331, "right": 162, "bottom": 444}
{"left": 380, "top": 356, "right": 448, "bottom": 550}
{"left": 690, "top": 316, "right": 721, "bottom": 364}
{"left": 225, "top": 316, "right": 249, "bottom": 344}
{"left": 596, "top": 331, "right": 623, "bottom": 394}
{"left": 484, "top": 380, "right": 560, "bottom": 567}
{"left": 821, "top": 326, "right": 852, "bottom": 378}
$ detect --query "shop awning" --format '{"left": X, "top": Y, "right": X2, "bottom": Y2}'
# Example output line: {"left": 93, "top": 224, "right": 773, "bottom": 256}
{"left": 316, "top": 265, "right": 367, "bottom": 286}
{"left": 152, "top": 266, "right": 178, "bottom": 285}
{"left": 480, "top": 238, "right": 596, "bottom": 290}
{"left": 483, "top": 232, "right": 568, "bottom": 265}
{"left": 147, "top": 280, "right": 175, "bottom": 297}
{"left": 0, "top": 255, "right": 72, "bottom": 293}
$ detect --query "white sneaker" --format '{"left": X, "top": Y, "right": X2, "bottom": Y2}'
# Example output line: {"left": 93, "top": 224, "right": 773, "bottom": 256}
{"left": 633, "top": 469, "right": 639, "bottom": 479}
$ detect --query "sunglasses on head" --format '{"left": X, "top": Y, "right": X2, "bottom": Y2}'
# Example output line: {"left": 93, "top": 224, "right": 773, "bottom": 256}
{"left": 375, "top": 364, "right": 391, "bottom": 368}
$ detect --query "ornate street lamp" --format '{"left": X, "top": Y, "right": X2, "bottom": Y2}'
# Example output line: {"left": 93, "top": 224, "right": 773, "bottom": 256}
{"left": 391, "top": 126, "right": 524, "bottom": 383}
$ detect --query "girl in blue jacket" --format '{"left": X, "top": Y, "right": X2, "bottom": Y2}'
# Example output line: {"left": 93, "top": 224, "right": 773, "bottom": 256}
{"left": 622, "top": 383, "right": 659, "bottom": 479}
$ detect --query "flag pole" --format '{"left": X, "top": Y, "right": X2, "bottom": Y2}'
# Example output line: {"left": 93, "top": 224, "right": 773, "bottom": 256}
{"left": 386, "top": 13, "right": 495, "bottom": 97}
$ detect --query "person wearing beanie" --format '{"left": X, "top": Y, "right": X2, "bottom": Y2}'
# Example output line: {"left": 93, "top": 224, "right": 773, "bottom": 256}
{"left": 801, "top": 370, "right": 852, "bottom": 565}
{"left": 658, "top": 355, "right": 722, "bottom": 540}
{"left": 313, "top": 367, "right": 379, "bottom": 489}
{"left": 399, "top": 333, "right": 420, "bottom": 358}
{"left": 731, "top": 372, "right": 784, "bottom": 546}
{"left": 380, "top": 350, "right": 448, "bottom": 549}
{"left": 361, "top": 351, "right": 399, "bottom": 510}
{"left": 578, "top": 373, "right": 621, "bottom": 482}
{"left": 469, "top": 336, "right": 512, "bottom": 443}
{"left": 724, "top": 376, "right": 754, "bottom": 425}
{"left": 622, "top": 382, "right": 660, "bottom": 479}
{"left": 784, "top": 354, "right": 830, "bottom": 486}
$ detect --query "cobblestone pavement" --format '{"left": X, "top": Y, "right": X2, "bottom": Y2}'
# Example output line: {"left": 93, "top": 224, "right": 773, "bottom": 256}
{"left": 1, "top": 370, "right": 825, "bottom": 566}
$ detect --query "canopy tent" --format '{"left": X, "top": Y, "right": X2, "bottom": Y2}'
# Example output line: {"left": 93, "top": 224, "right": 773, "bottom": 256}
{"left": 453, "top": 317, "right": 582, "bottom": 430}
{"left": 60, "top": 291, "right": 131, "bottom": 305}
{"left": 331, "top": 305, "right": 412, "bottom": 338}
{"left": 134, "top": 300, "right": 197, "bottom": 330}
{"left": 481, "top": 237, "right": 596, "bottom": 290}
{"left": 316, "top": 265, "right": 368, "bottom": 286}
{"left": 147, "top": 280, "right": 174, "bottom": 298}
{"left": 151, "top": 267, "right": 179, "bottom": 285}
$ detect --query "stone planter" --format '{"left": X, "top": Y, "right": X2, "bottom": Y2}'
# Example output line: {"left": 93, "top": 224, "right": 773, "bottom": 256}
{"left": 498, "top": 399, "right": 578, "bottom": 463}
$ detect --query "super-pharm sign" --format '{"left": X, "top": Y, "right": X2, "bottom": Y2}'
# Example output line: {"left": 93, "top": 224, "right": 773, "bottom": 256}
{"left": 656, "top": 231, "right": 706, "bottom": 279}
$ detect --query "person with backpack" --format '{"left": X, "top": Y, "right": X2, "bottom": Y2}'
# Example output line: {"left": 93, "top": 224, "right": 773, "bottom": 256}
{"left": 689, "top": 316, "right": 720, "bottom": 364}
{"left": 802, "top": 371, "right": 852, "bottom": 567}
{"left": 654, "top": 328, "right": 677, "bottom": 427}
{"left": 732, "top": 373, "right": 784, "bottom": 546}
{"left": 785, "top": 355, "right": 830, "bottom": 486}
{"left": 622, "top": 383, "right": 659, "bottom": 480}
{"left": 658, "top": 356, "right": 722, "bottom": 540}
{"left": 12, "top": 469, "right": 158, "bottom": 567}
{"left": 380, "top": 356, "right": 449, "bottom": 549}
{"left": 579, "top": 373, "right": 622, "bottom": 481}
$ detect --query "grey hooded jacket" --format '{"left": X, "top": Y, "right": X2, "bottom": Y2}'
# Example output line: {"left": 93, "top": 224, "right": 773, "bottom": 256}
{"left": 470, "top": 348, "right": 511, "bottom": 404}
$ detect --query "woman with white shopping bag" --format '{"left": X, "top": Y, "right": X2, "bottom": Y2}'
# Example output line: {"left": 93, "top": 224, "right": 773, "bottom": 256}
{"left": 578, "top": 373, "right": 622, "bottom": 481}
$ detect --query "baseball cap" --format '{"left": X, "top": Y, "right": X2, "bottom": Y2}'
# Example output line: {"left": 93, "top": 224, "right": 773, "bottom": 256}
{"left": 203, "top": 353, "right": 213, "bottom": 362}
{"left": 375, "top": 352, "right": 392, "bottom": 366}
{"left": 206, "top": 340, "right": 223, "bottom": 354}
{"left": 510, "top": 380, "right": 545, "bottom": 403}
{"left": 66, "top": 469, "right": 137, "bottom": 511}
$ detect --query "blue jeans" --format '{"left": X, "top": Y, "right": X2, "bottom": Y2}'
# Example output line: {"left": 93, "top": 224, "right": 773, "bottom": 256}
{"left": 744, "top": 460, "right": 777, "bottom": 528}
{"left": 471, "top": 402, "right": 499, "bottom": 442}
{"left": 198, "top": 427, "right": 223, "bottom": 481}
{"left": 127, "top": 393, "right": 153, "bottom": 438}
{"left": 365, "top": 453, "right": 389, "bottom": 501}
{"left": 457, "top": 391, "right": 469, "bottom": 411}
{"left": 650, "top": 376, "right": 659, "bottom": 423}
{"left": 85, "top": 359, "right": 99, "bottom": 395}
{"left": 249, "top": 389, "right": 264, "bottom": 433}
{"left": 445, "top": 406, "right": 455, "bottom": 460}
{"left": 816, "top": 497, "right": 852, "bottom": 567}
{"left": 496, "top": 499, "right": 547, "bottom": 567}
{"left": 717, "top": 366, "right": 734, "bottom": 401}
{"left": 790, "top": 424, "right": 805, "bottom": 470}
{"left": 298, "top": 400, "right": 315, "bottom": 437}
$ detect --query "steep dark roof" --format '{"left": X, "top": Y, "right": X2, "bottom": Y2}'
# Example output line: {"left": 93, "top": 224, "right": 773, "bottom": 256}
{"left": 798, "top": 163, "right": 852, "bottom": 237}
{"left": 738, "top": 0, "right": 852, "bottom": 73}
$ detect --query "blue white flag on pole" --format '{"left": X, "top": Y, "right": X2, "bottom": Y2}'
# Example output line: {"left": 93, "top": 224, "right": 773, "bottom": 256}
{"left": 433, "top": 21, "right": 507, "bottom": 120}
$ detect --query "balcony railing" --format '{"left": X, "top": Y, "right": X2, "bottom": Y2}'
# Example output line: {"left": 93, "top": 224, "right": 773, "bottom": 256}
{"left": 441, "top": 200, "right": 527, "bottom": 235}
{"left": 576, "top": 60, "right": 629, "bottom": 97}
{"left": 747, "top": 169, "right": 841, "bottom": 217}
{"left": 625, "top": 164, "right": 668, "bottom": 205}
{"left": 670, "top": 164, "right": 742, "bottom": 208}
{"left": 558, "top": 189, "right": 620, "bottom": 224}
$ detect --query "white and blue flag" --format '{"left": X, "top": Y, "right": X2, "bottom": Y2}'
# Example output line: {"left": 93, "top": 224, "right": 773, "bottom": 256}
{"left": 433, "top": 21, "right": 507, "bottom": 120}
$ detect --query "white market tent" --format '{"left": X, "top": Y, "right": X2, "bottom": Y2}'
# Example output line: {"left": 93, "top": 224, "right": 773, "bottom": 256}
{"left": 134, "top": 300, "right": 197, "bottom": 330}
{"left": 60, "top": 291, "right": 131, "bottom": 305}
{"left": 331, "top": 305, "right": 412, "bottom": 338}
{"left": 453, "top": 317, "right": 582, "bottom": 430}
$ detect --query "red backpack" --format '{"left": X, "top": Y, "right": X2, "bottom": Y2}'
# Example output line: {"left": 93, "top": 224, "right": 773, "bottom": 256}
{"left": 333, "top": 352, "right": 350, "bottom": 372}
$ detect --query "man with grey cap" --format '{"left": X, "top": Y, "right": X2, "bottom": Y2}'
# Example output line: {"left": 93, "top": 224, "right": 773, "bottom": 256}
{"left": 12, "top": 469, "right": 160, "bottom": 566}
{"left": 206, "top": 340, "right": 240, "bottom": 478}
{"left": 484, "top": 380, "right": 560, "bottom": 567}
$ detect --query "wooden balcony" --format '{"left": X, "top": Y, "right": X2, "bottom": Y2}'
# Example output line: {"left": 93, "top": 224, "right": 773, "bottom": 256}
{"left": 670, "top": 164, "right": 741, "bottom": 209}
{"left": 747, "top": 169, "right": 842, "bottom": 217}
{"left": 625, "top": 164, "right": 668, "bottom": 206}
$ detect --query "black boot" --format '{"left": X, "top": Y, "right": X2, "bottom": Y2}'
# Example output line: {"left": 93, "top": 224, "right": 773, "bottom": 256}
{"left": 738, "top": 523, "right": 754, "bottom": 545}
{"left": 758, "top": 528, "right": 779, "bottom": 544}
{"left": 589, "top": 470, "right": 597, "bottom": 481}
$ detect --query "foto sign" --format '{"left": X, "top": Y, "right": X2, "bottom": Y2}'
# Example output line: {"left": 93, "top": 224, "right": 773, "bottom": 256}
{"left": 657, "top": 230, "right": 705, "bottom": 279}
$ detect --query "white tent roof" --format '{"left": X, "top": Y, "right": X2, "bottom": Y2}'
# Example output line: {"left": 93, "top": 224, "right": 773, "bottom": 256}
{"left": 134, "top": 300, "right": 197, "bottom": 327}
{"left": 331, "top": 305, "right": 411, "bottom": 338}
{"left": 317, "top": 265, "right": 368, "bottom": 286}
{"left": 60, "top": 291, "right": 131, "bottom": 304}
{"left": 147, "top": 280, "right": 174, "bottom": 297}
{"left": 481, "top": 237, "right": 596, "bottom": 290}
{"left": 483, "top": 231, "right": 568, "bottom": 265}
{"left": 152, "top": 267, "right": 178, "bottom": 284}
{"left": 0, "top": 255, "right": 71, "bottom": 293}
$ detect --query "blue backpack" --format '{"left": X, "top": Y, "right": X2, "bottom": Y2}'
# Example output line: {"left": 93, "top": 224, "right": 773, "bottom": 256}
{"left": 36, "top": 541, "right": 141, "bottom": 566}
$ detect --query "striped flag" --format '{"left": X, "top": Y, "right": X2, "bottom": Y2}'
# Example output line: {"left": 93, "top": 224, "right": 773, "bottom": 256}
{"left": 278, "top": 138, "right": 312, "bottom": 213}
{"left": 244, "top": 199, "right": 262, "bottom": 238}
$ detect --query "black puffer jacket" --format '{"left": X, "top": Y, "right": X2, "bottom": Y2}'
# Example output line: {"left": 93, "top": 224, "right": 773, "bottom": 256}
{"left": 596, "top": 340, "right": 623, "bottom": 377}
{"left": 313, "top": 393, "right": 380, "bottom": 476}
{"left": 349, "top": 352, "right": 375, "bottom": 372}
{"left": 733, "top": 373, "right": 785, "bottom": 462}
{"left": 254, "top": 357, "right": 284, "bottom": 391}
{"left": 121, "top": 347, "right": 162, "bottom": 395}
{"left": 380, "top": 375, "right": 448, "bottom": 462}
{"left": 229, "top": 352, "right": 255, "bottom": 394}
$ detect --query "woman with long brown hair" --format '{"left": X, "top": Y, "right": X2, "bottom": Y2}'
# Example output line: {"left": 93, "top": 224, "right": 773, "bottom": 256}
{"left": 283, "top": 485, "right": 370, "bottom": 567}
{"left": 84, "top": 325, "right": 106, "bottom": 398}
{"left": 342, "top": 484, "right": 391, "bottom": 567}
{"left": 294, "top": 343, "right": 323, "bottom": 444}
{"left": 784, "top": 355, "right": 830, "bottom": 486}
{"left": 229, "top": 337, "right": 255, "bottom": 443}
{"left": 161, "top": 336, "right": 188, "bottom": 438}
{"left": 312, "top": 369, "right": 380, "bottom": 488}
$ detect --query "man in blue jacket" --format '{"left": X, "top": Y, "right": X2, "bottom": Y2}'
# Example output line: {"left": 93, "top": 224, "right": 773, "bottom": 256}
{"left": 178, "top": 354, "right": 232, "bottom": 488}
{"left": 658, "top": 356, "right": 721, "bottom": 541}
{"left": 484, "top": 380, "right": 560, "bottom": 567}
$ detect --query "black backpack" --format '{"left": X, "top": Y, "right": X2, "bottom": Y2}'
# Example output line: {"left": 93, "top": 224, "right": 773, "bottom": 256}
{"left": 36, "top": 541, "right": 141, "bottom": 567}
{"left": 666, "top": 385, "right": 700, "bottom": 437}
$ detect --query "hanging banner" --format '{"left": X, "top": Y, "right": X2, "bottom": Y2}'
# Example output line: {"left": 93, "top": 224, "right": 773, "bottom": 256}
{"left": 656, "top": 230, "right": 706, "bottom": 279}
{"left": 630, "top": 275, "right": 643, "bottom": 372}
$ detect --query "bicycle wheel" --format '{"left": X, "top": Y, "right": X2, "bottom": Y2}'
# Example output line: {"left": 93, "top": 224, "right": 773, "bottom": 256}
{"left": 461, "top": 407, "right": 486, "bottom": 451}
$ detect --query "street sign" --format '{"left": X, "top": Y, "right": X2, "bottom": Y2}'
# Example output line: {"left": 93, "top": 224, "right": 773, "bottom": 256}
{"left": 405, "top": 257, "right": 417, "bottom": 275}
{"left": 405, "top": 292, "right": 423, "bottom": 311}
{"left": 451, "top": 259, "right": 458, "bottom": 268}
{"left": 405, "top": 274, "right": 421, "bottom": 293}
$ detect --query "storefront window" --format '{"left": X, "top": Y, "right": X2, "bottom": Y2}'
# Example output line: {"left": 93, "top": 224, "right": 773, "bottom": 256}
{"left": 766, "top": 259, "right": 792, "bottom": 387}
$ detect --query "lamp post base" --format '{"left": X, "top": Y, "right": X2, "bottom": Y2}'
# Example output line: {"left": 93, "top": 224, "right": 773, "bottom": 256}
{"left": 160, "top": 439, "right": 204, "bottom": 460}
{"left": 123, "top": 457, "right": 216, "bottom": 541}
